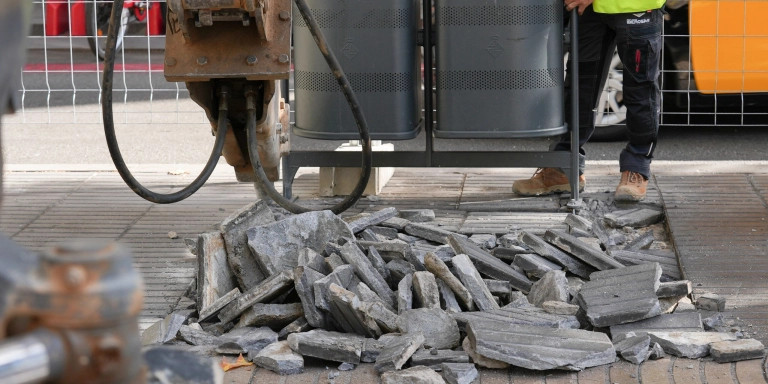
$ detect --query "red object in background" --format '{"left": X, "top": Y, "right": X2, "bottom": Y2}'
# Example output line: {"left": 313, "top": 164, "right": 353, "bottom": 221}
{"left": 148, "top": 3, "right": 165, "bottom": 35}
{"left": 45, "top": 0, "right": 87, "bottom": 36}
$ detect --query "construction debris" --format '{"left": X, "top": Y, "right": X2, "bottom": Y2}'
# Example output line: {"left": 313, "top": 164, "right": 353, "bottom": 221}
{"left": 142, "top": 204, "right": 765, "bottom": 380}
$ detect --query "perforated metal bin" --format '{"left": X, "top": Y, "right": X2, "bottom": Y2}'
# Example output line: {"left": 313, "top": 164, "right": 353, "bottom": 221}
{"left": 292, "top": 0, "right": 422, "bottom": 140}
{"left": 434, "top": 0, "right": 566, "bottom": 138}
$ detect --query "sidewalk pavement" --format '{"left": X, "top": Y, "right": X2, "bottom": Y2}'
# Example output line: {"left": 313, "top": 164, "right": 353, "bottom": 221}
{"left": 1, "top": 161, "right": 766, "bottom": 383}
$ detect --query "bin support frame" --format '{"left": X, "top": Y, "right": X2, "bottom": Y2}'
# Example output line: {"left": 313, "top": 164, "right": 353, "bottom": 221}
{"left": 281, "top": 5, "right": 582, "bottom": 209}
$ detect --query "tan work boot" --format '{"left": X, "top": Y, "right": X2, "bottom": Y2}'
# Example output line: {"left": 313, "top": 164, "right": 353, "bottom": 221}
{"left": 615, "top": 171, "right": 648, "bottom": 201}
{"left": 512, "top": 168, "right": 586, "bottom": 196}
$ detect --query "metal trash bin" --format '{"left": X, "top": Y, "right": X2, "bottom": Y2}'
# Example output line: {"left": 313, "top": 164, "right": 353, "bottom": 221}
{"left": 434, "top": 0, "right": 566, "bottom": 138}
{"left": 293, "top": 0, "right": 422, "bottom": 140}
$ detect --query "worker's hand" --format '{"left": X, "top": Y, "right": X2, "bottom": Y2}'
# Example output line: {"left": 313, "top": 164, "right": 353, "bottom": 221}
{"left": 564, "top": 0, "right": 593, "bottom": 15}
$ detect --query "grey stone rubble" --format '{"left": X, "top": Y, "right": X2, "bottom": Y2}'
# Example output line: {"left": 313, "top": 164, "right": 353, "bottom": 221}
{"left": 144, "top": 204, "right": 767, "bottom": 379}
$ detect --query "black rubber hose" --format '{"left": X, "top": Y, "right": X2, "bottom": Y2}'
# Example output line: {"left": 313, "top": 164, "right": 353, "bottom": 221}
{"left": 247, "top": 0, "right": 372, "bottom": 214}
{"left": 101, "top": 0, "right": 228, "bottom": 204}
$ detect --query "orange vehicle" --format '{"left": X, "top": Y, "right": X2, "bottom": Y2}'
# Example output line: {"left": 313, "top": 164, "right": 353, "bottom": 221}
{"left": 592, "top": 0, "right": 768, "bottom": 140}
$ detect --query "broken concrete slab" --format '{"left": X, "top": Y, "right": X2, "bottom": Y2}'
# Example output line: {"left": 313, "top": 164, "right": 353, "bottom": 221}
{"left": 178, "top": 325, "right": 219, "bottom": 346}
{"left": 527, "top": 270, "right": 569, "bottom": 307}
{"left": 381, "top": 365, "right": 445, "bottom": 384}
{"left": 656, "top": 280, "right": 692, "bottom": 298}
{"left": 314, "top": 264, "right": 356, "bottom": 312}
{"left": 492, "top": 246, "right": 529, "bottom": 262}
{"left": 696, "top": 293, "right": 726, "bottom": 312}
{"left": 461, "top": 337, "right": 508, "bottom": 369}
{"left": 366, "top": 246, "right": 391, "bottom": 281}
{"left": 647, "top": 331, "right": 738, "bottom": 358}
{"left": 326, "top": 253, "right": 345, "bottom": 271}
{"left": 293, "top": 266, "right": 328, "bottom": 328}
{"left": 349, "top": 207, "right": 398, "bottom": 233}
{"left": 370, "top": 226, "right": 399, "bottom": 239}
{"left": 609, "top": 249, "right": 681, "bottom": 280}
{"left": 709, "top": 339, "right": 765, "bottom": 363}
{"left": 221, "top": 326, "right": 279, "bottom": 355}
{"left": 465, "top": 320, "right": 615, "bottom": 371}
{"left": 278, "top": 317, "right": 311, "bottom": 339}
{"left": 512, "top": 253, "right": 562, "bottom": 279}
{"left": 649, "top": 342, "right": 666, "bottom": 360}
{"left": 436, "top": 279, "right": 462, "bottom": 314}
{"left": 623, "top": 230, "right": 655, "bottom": 251}
{"left": 576, "top": 263, "right": 662, "bottom": 327}
{"left": 564, "top": 213, "right": 594, "bottom": 233}
{"left": 247, "top": 210, "right": 354, "bottom": 276}
{"left": 674, "top": 297, "right": 696, "bottom": 313}
{"left": 359, "top": 300, "right": 400, "bottom": 333}
{"left": 236, "top": 302, "right": 304, "bottom": 329}
{"left": 287, "top": 329, "right": 364, "bottom": 364}
{"left": 614, "top": 335, "right": 651, "bottom": 364}
{"left": 399, "top": 209, "right": 436, "bottom": 223}
{"left": 412, "top": 271, "right": 441, "bottom": 309}
{"left": 424, "top": 253, "right": 475, "bottom": 311}
{"left": 143, "top": 347, "right": 223, "bottom": 384}
{"left": 604, "top": 208, "right": 663, "bottom": 228}
{"left": 218, "top": 269, "right": 295, "bottom": 324}
{"left": 483, "top": 279, "right": 511, "bottom": 301}
{"left": 381, "top": 216, "right": 412, "bottom": 231}
{"left": 404, "top": 222, "right": 458, "bottom": 244}
{"left": 141, "top": 310, "right": 193, "bottom": 345}
{"left": 468, "top": 234, "right": 496, "bottom": 249}
{"left": 220, "top": 201, "right": 275, "bottom": 291}
{"left": 410, "top": 349, "right": 470, "bottom": 371}
{"left": 441, "top": 363, "right": 478, "bottom": 384}
{"left": 251, "top": 340, "right": 304, "bottom": 375}
{"left": 358, "top": 240, "right": 410, "bottom": 261}
{"left": 338, "top": 241, "right": 397, "bottom": 309}
{"left": 397, "top": 273, "right": 414, "bottom": 314}
{"left": 448, "top": 234, "right": 532, "bottom": 293}
{"left": 197, "top": 232, "right": 236, "bottom": 314}
{"left": 397, "top": 308, "right": 460, "bottom": 350}
{"left": 374, "top": 333, "right": 426, "bottom": 372}
{"left": 215, "top": 341, "right": 245, "bottom": 355}
{"left": 542, "top": 301, "right": 579, "bottom": 316}
{"left": 297, "top": 247, "right": 330, "bottom": 275}
{"left": 361, "top": 338, "right": 387, "bottom": 363}
{"left": 609, "top": 312, "right": 704, "bottom": 340}
{"left": 452, "top": 306, "right": 580, "bottom": 331}
{"left": 519, "top": 231, "right": 594, "bottom": 279}
{"left": 328, "top": 283, "right": 382, "bottom": 338}
{"left": 543, "top": 229, "right": 624, "bottom": 270}
{"left": 451, "top": 254, "right": 499, "bottom": 311}
{"left": 387, "top": 259, "right": 416, "bottom": 287}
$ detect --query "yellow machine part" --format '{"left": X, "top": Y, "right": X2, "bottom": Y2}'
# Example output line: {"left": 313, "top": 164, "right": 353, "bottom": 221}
{"left": 689, "top": 0, "right": 768, "bottom": 94}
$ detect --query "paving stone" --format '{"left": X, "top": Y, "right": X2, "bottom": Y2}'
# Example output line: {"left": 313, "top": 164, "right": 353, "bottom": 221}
{"left": 328, "top": 283, "right": 382, "bottom": 338}
{"left": 448, "top": 234, "right": 532, "bottom": 293}
{"left": 380, "top": 365, "right": 445, "bottom": 384}
{"left": 656, "top": 280, "right": 692, "bottom": 298}
{"left": 247, "top": 210, "right": 354, "bottom": 276}
{"left": 696, "top": 293, "right": 726, "bottom": 312}
{"left": 218, "top": 269, "right": 295, "bottom": 324}
{"left": 614, "top": 335, "right": 651, "bottom": 364}
{"left": 236, "top": 302, "right": 304, "bottom": 329}
{"left": 543, "top": 229, "right": 625, "bottom": 270}
{"left": 349, "top": 207, "right": 398, "bottom": 233}
{"left": 710, "top": 339, "right": 766, "bottom": 363}
{"left": 461, "top": 337, "right": 508, "bottom": 369}
{"left": 144, "top": 347, "right": 223, "bottom": 384}
{"left": 366, "top": 246, "right": 391, "bottom": 281}
{"left": 512, "top": 253, "right": 563, "bottom": 279}
{"left": 564, "top": 213, "right": 594, "bottom": 233}
{"left": 466, "top": 320, "right": 615, "bottom": 371}
{"left": 410, "top": 349, "right": 471, "bottom": 370}
{"left": 451, "top": 254, "right": 499, "bottom": 311}
{"left": 178, "top": 325, "right": 218, "bottom": 346}
{"left": 519, "top": 231, "right": 594, "bottom": 279}
{"left": 287, "top": 329, "right": 364, "bottom": 364}
{"left": 604, "top": 208, "right": 663, "bottom": 228}
{"left": 370, "top": 226, "right": 400, "bottom": 240}
{"left": 441, "top": 363, "right": 477, "bottom": 384}
{"left": 375, "top": 333, "right": 426, "bottom": 372}
{"left": 220, "top": 201, "right": 275, "bottom": 290}
{"left": 452, "top": 306, "right": 580, "bottom": 331}
{"left": 142, "top": 310, "right": 193, "bottom": 345}
{"left": 541, "top": 301, "right": 579, "bottom": 316}
{"left": 381, "top": 217, "right": 412, "bottom": 230}
{"left": 468, "top": 234, "right": 497, "bottom": 249}
{"left": 413, "top": 271, "right": 441, "bottom": 309}
{"left": 222, "top": 326, "right": 279, "bottom": 355}
{"left": 527, "top": 270, "right": 569, "bottom": 307}
{"left": 359, "top": 300, "right": 400, "bottom": 333}
{"left": 576, "top": 263, "right": 662, "bottom": 327}
{"left": 735, "top": 358, "right": 768, "bottom": 384}
{"left": 297, "top": 247, "right": 330, "bottom": 275}
{"left": 293, "top": 266, "right": 327, "bottom": 328}
{"left": 338, "top": 241, "right": 397, "bottom": 309}
{"left": 609, "top": 313, "right": 703, "bottom": 340}
{"left": 278, "top": 316, "right": 311, "bottom": 339}
{"left": 648, "top": 331, "right": 738, "bottom": 358}
{"left": 251, "top": 340, "right": 304, "bottom": 374}
{"left": 314, "top": 264, "right": 356, "bottom": 311}
{"left": 436, "top": 278, "right": 462, "bottom": 314}
{"left": 197, "top": 232, "right": 237, "bottom": 314}
{"left": 397, "top": 308, "right": 460, "bottom": 349}
{"left": 399, "top": 209, "right": 436, "bottom": 223}
{"left": 397, "top": 273, "right": 414, "bottom": 314}
{"left": 424, "top": 253, "right": 475, "bottom": 311}
{"left": 623, "top": 230, "right": 655, "bottom": 251}
{"left": 404, "top": 222, "right": 459, "bottom": 244}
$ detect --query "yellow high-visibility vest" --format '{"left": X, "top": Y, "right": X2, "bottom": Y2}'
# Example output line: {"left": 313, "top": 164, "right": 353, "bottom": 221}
{"left": 593, "top": 0, "right": 665, "bottom": 14}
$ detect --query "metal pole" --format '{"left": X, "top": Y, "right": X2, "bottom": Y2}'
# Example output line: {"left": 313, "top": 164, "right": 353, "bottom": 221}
{"left": 0, "top": 331, "right": 62, "bottom": 384}
{"left": 423, "top": 0, "right": 433, "bottom": 166}
{"left": 567, "top": 8, "right": 582, "bottom": 210}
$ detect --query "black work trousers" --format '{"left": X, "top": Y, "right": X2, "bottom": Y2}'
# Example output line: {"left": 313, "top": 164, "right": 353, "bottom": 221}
{"left": 554, "top": 6, "right": 663, "bottom": 179}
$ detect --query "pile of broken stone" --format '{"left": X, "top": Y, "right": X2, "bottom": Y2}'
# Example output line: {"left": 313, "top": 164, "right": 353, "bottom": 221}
{"left": 143, "top": 201, "right": 766, "bottom": 383}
